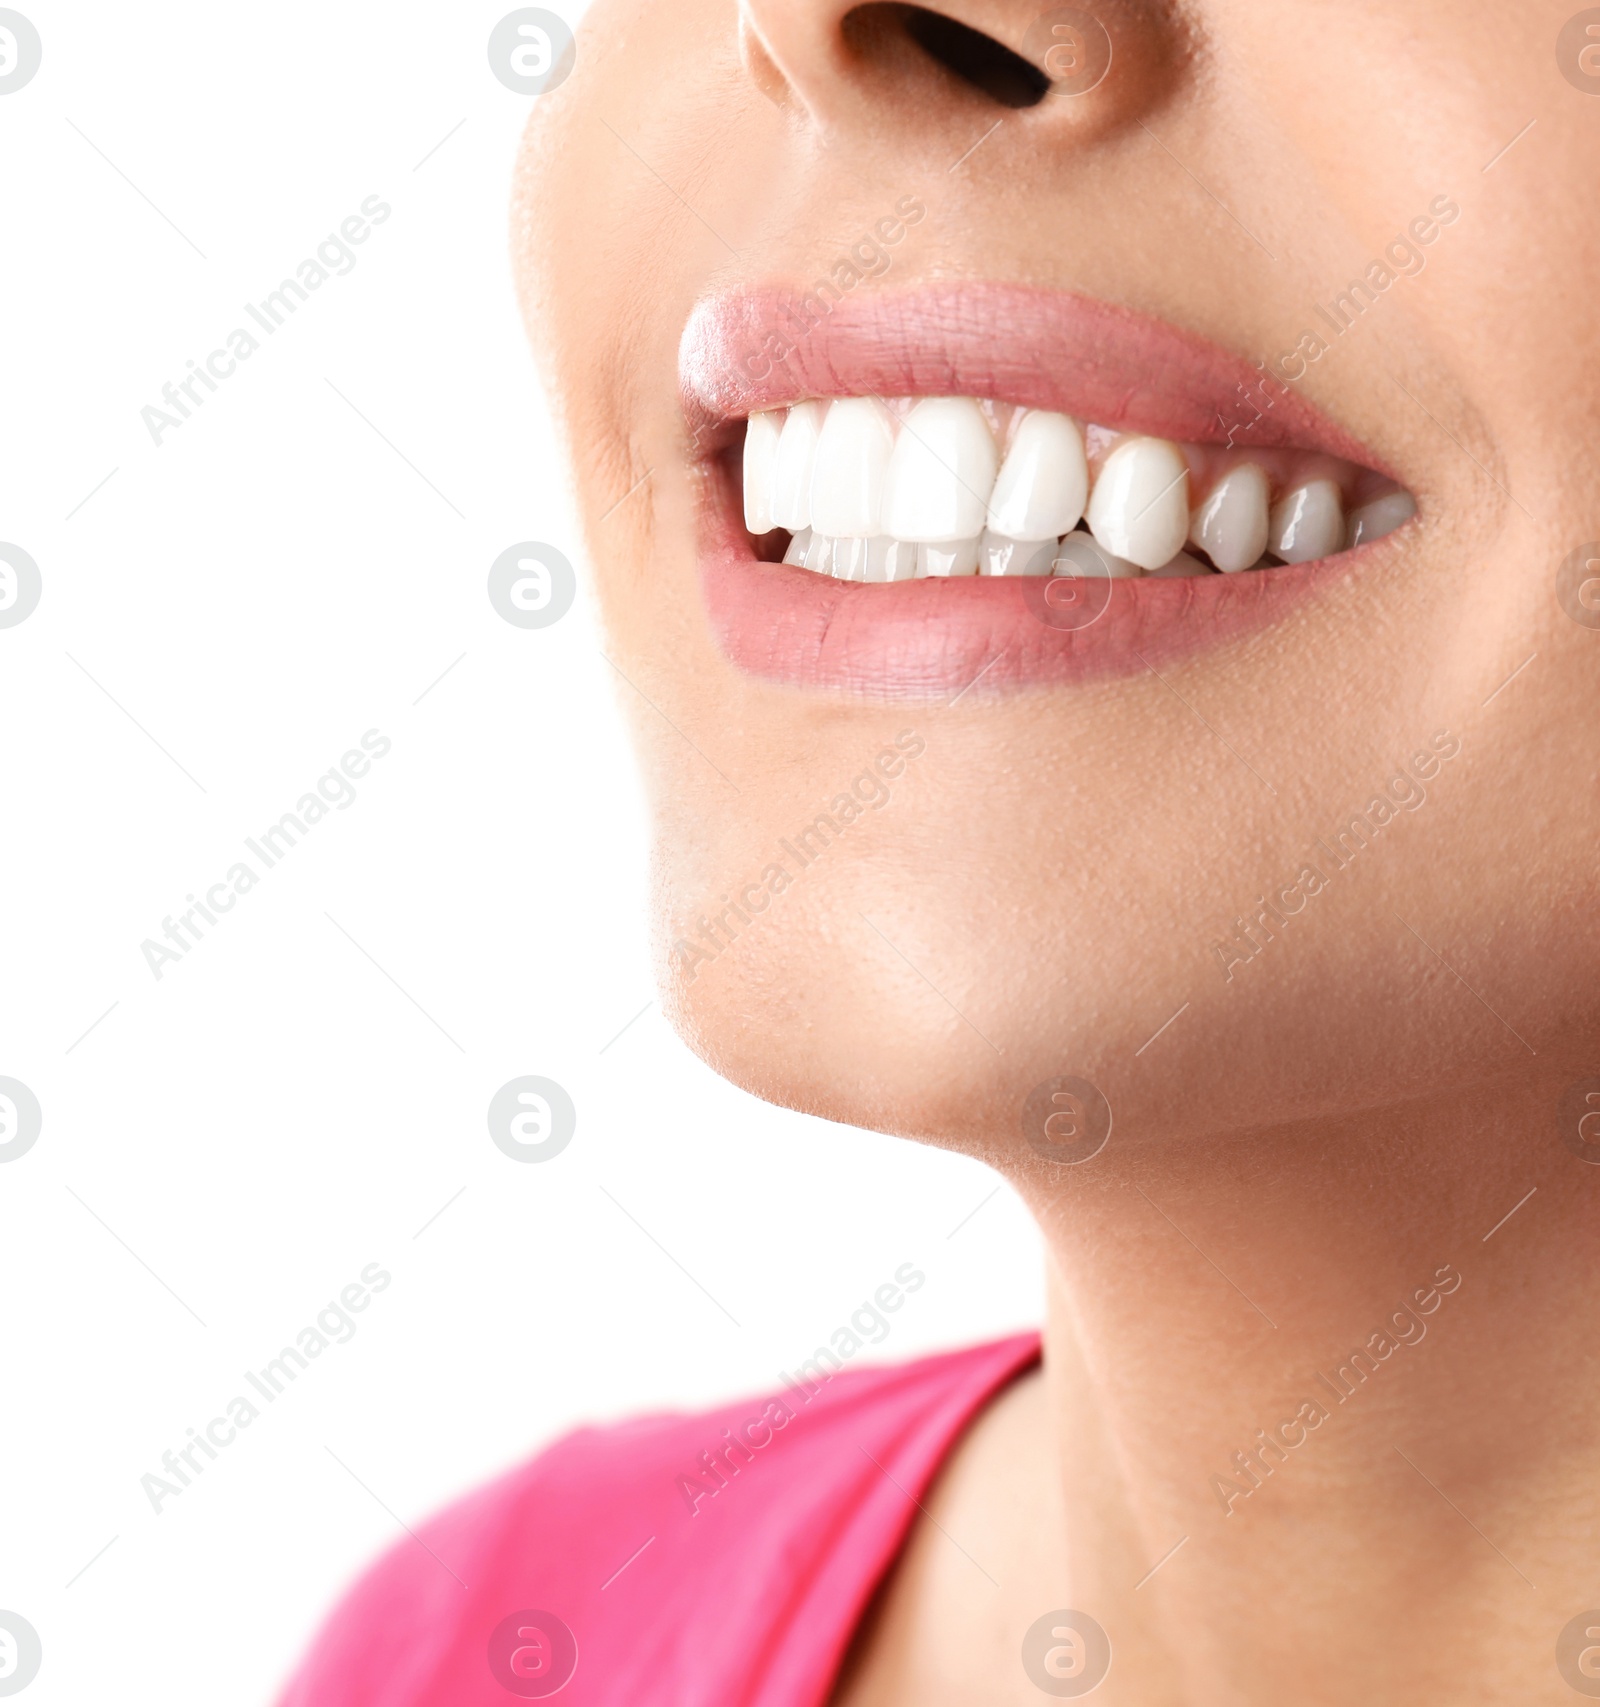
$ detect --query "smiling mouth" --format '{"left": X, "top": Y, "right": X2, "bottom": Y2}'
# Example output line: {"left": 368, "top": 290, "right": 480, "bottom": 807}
{"left": 681, "top": 283, "right": 1418, "bottom": 696}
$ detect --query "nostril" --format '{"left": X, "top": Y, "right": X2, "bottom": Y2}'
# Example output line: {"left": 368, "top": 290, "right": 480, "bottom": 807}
{"left": 900, "top": 8, "right": 1051, "bottom": 108}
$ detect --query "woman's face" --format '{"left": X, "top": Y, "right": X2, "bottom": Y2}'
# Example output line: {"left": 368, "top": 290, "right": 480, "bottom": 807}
{"left": 516, "top": 0, "right": 1599, "bottom": 1158}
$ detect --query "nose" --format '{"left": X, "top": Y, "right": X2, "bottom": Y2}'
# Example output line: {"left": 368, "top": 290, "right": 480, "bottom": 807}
{"left": 739, "top": 1, "right": 1182, "bottom": 141}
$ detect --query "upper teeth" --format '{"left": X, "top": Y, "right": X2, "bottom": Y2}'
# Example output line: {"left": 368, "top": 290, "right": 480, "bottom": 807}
{"left": 742, "top": 397, "right": 1414, "bottom": 579}
{"left": 1084, "top": 435, "right": 1191, "bottom": 569}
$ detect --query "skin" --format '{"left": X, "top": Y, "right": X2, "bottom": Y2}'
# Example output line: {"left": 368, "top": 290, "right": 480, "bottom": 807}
{"left": 515, "top": 2, "right": 1600, "bottom": 1700}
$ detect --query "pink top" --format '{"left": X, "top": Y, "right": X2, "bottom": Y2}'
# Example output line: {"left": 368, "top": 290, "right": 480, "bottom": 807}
{"left": 276, "top": 1333, "right": 1040, "bottom": 1705}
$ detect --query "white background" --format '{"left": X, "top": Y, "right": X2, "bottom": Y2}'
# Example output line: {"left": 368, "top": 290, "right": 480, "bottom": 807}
{"left": 0, "top": 5, "right": 1042, "bottom": 1701}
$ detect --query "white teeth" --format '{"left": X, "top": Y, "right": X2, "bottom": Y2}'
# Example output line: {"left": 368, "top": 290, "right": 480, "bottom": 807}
{"left": 980, "top": 530, "right": 1058, "bottom": 576}
{"left": 782, "top": 529, "right": 829, "bottom": 576}
{"left": 828, "top": 536, "right": 869, "bottom": 581}
{"left": 742, "top": 410, "right": 783, "bottom": 534}
{"left": 986, "top": 410, "right": 1088, "bottom": 540}
{"left": 865, "top": 535, "right": 919, "bottom": 582}
{"left": 1189, "top": 463, "right": 1269, "bottom": 574}
{"left": 918, "top": 538, "right": 981, "bottom": 577}
{"left": 771, "top": 401, "right": 825, "bottom": 531}
{"left": 1345, "top": 490, "right": 1415, "bottom": 549}
{"left": 810, "top": 398, "right": 895, "bottom": 538}
{"left": 757, "top": 395, "right": 1408, "bottom": 584}
{"left": 1052, "top": 532, "right": 1142, "bottom": 579}
{"left": 1085, "top": 437, "right": 1191, "bottom": 571}
{"left": 1147, "top": 550, "right": 1213, "bottom": 577}
{"left": 1270, "top": 479, "right": 1345, "bottom": 564}
{"left": 882, "top": 397, "right": 998, "bottom": 543}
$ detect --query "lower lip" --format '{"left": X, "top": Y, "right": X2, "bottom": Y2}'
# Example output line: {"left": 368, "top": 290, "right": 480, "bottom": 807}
{"left": 697, "top": 468, "right": 1353, "bottom": 698}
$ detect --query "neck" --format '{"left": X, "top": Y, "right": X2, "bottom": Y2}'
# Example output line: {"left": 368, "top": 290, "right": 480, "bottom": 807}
{"left": 1023, "top": 1074, "right": 1598, "bottom": 1704}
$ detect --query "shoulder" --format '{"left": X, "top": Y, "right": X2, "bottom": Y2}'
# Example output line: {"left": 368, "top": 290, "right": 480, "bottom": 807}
{"left": 276, "top": 1333, "right": 1039, "bottom": 1707}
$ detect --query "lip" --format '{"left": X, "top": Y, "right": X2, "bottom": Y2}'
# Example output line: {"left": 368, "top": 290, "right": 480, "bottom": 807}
{"left": 681, "top": 283, "right": 1399, "bottom": 697}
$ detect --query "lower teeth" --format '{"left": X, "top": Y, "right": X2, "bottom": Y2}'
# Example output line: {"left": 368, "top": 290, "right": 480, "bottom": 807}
{"left": 784, "top": 525, "right": 1250, "bottom": 580}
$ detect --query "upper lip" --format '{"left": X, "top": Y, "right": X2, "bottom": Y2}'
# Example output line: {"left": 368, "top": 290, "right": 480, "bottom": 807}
{"left": 679, "top": 281, "right": 1391, "bottom": 474}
